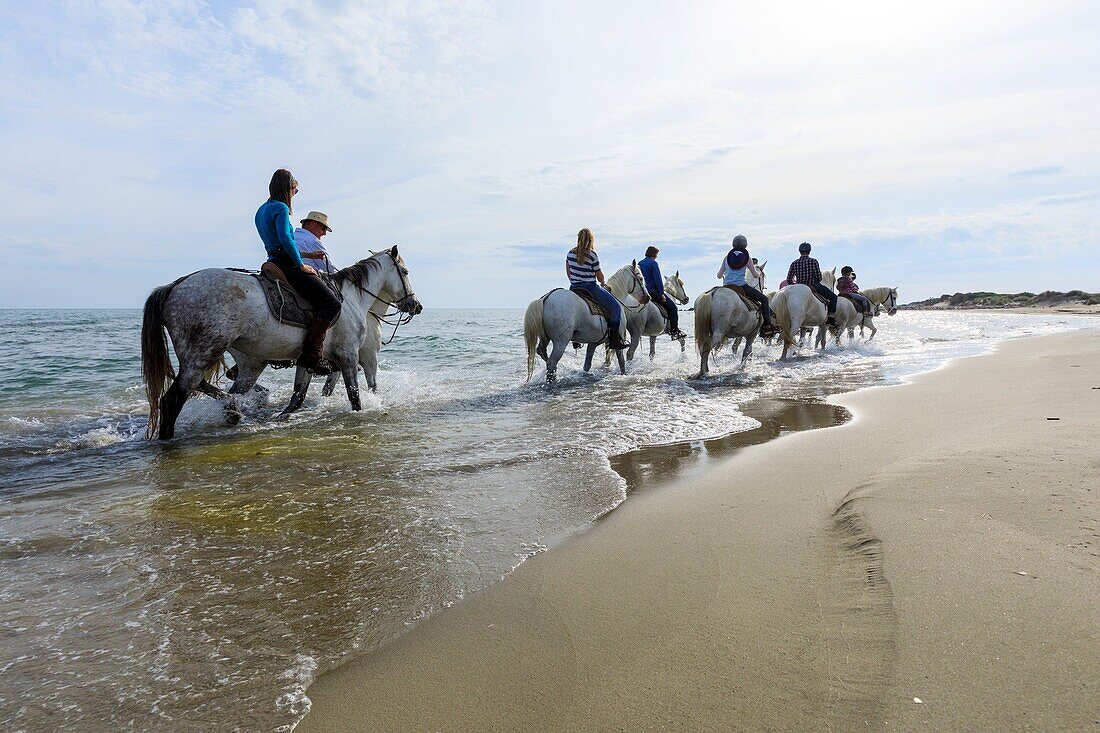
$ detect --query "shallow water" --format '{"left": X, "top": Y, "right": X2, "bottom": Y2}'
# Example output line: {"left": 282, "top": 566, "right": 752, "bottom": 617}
{"left": 1, "top": 307, "right": 1097, "bottom": 732}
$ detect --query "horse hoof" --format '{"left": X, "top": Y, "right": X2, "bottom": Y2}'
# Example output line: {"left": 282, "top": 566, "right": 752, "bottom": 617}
{"left": 224, "top": 408, "right": 243, "bottom": 426}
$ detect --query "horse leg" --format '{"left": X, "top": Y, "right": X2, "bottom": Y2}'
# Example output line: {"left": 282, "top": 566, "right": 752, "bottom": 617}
{"left": 615, "top": 348, "right": 626, "bottom": 375}
{"left": 585, "top": 343, "right": 599, "bottom": 372}
{"left": 321, "top": 373, "right": 340, "bottom": 396}
{"left": 866, "top": 321, "right": 877, "bottom": 341}
{"left": 695, "top": 343, "right": 711, "bottom": 379}
{"left": 280, "top": 367, "right": 315, "bottom": 417}
{"left": 195, "top": 380, "right": 245, "bottom": 426}
{"left": 358, "top": 347, "right": 379, "bottom": 392}
{"left": 741, "top": 334, "right": 755, "bottom": 366}
{"left": 603, "top": 344, "right": 612, "bottom": 368}
{"left": 546, "top": 340, "right": 568, "bottom": 383}
{"left": 731, "top": 336, "right": 741, "bottom": 354}
{"left": 650, "top": 335, "right": 657, "bottom": 361}
{"left": 158, "top": 363, "right": 208, "bottom": 440}
{"left": 626, "top": 329, "right": 641, "bottom": 361}
{"left": 341, "top": 361, "right": 361, "bottom": 411}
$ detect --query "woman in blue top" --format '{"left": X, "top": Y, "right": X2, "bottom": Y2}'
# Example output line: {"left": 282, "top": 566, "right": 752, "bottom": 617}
{"left": 255, "top": 169, "right": 341, "bottom": 375}
{"left": 566, "top": 228, "right": 628, "bottom": 350}
{"left": 717, "top": 234, "right": 777, "bottom": 338}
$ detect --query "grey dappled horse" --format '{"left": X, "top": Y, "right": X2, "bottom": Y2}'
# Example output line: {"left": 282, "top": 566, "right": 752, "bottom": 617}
{"left": 142, "top": 246, "right": 422, "bottom": 439}
{"left": 524, "top": 263, "right": 649, "bottom": 383}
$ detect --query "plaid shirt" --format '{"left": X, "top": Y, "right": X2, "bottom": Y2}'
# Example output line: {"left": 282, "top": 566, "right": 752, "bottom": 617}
{"left": 786, "top": 256, "right": 822, "bottom": 285}
{"left": 837, "top": 275, "right": 860, "bottom": 294}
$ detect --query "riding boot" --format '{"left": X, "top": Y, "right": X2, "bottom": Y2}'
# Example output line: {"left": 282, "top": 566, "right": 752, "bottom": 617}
{"left": 299, "top": 318, "right": 336, "bottom": 375}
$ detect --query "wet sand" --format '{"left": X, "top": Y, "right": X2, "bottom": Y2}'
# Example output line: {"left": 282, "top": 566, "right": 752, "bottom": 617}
{"left": 299, "top": 330, "right": 1100, "bottom": 732}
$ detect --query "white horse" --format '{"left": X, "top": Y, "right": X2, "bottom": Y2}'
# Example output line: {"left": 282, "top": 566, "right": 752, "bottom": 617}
{"left": 856, "top": 286, "right": 899, "bottom": 339}
{"left": 692, "top": 278, "right": 768, "bottom": 378}
{"left": 524, "top": 263, "right": 649, "bottom": 383}
{"left": 141, "top": 246, "right": 422, "bottom": 439}
{"left": 817, "top": 269, "right": 861, "bottom": 348}
{"left": 729, "top": 261, "right": 768, "bottom": 355}
{"left": 818, "top": 271, "right": 900, "bottom": 343}
{"left": 607, "top": 272, "right": 690, "bottom": 363}
{"left": 770, "top": 267, "right": 836, "bottom": 360}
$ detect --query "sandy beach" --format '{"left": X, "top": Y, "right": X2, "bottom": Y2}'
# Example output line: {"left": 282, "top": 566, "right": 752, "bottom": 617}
{"left": 298, "top": 329, "right": 1100, "bottom": 732}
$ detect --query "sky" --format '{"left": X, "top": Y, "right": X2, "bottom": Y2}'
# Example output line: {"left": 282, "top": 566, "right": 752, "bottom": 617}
{"left": 1, "top": 0, "right": 1098, "bottom": 308}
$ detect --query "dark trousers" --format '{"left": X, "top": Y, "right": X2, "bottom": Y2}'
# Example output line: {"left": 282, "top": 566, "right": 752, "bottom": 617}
{"left": 846, "top": 293, "right": 873, "bottom": 314}
{"left": 742, "top": 285, "right": 773, "bottom": 324}
{"left": 650, "top": 291, "right": 679, "bottom": 332}
{"left": 273, "top": 255, "right": 342, "bottom": 323}
{"left": 570, "top": 281, "right": 622, "bottom": 334}
{"left": 811, "top": 282, "right": 837, "bottom": 315}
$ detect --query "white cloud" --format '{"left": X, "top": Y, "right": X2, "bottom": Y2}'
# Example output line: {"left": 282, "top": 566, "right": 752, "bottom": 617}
{"left": 1, "top": 0, "right": 1099, "bottom": 307}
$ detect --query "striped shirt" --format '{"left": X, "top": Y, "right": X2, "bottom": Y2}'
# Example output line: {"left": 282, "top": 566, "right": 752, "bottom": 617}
{"left": 567, "top": 249, "right": 601, "bottom": 283}
{"left": 786, "top": 255, "right": 822, "bottom": 285}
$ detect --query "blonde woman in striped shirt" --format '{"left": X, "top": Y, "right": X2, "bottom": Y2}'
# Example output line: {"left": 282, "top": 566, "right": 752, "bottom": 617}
{"left": 566, "top": 228, "right": 628, "bottom": 350}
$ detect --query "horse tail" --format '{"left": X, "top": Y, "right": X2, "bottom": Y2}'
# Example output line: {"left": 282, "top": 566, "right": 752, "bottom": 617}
{"left": 141, "top": 282, "right": 178, "bottom": 439}
{"left": 772, "top": 290, "right": 795, "bottom": 345}
{"left": 693, "top": 290, "right": 713, "bottom": 355}
{"left": 523, "top": 298, "right": 545, "bottom": 382}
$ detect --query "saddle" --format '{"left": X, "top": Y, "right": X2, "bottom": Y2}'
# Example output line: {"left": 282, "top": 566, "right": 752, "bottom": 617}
{"left": 543, "top": 287, "right": 610, "bottom": 318}
{"left": 254, "top": 262, "right": 342, "bottom": 329}
{"left": 809, "top": 288, "right": 832, "bottom": 307}
{"left": 717, "top": 284, "right": 763, "bottom": 315}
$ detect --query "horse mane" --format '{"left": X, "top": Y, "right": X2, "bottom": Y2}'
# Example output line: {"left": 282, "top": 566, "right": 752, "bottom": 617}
{"left": 605, "top": 265, "right": 639, "bottom": 300}
{"left": 333, "top": 256, "right": 383, "bottom": 292}
{"left": 861, "top": 286, "right": 893, "bottom": 303}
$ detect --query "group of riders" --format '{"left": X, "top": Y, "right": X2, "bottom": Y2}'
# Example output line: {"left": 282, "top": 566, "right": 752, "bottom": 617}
{"left": 564, "top": 228, "right": 879, "bottom": 349}
{"left": 256, "top": 168, "right": 879, "bottom": 368}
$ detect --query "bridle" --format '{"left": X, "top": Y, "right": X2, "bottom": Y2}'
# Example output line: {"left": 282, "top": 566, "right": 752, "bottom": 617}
{"left": 349, "top": 249, "right": 420, "bottom": 345}
{"left": 884, "top": 288, "right": 898, "bottom": 315}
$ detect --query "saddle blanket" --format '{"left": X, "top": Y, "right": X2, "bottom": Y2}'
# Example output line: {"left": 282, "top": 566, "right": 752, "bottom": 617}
{"left": 543, "top": 287, "right": 609, "bottom": 318}
{"left": 251, "top": 267, "right": 342, "bottom": 329}
{"left": 713, "top": 284, "right": 763, "bottom": 314}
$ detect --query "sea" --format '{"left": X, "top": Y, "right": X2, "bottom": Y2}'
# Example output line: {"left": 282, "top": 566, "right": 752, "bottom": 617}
{"left": 1, "top": 307, "right": 1097, "bottom": 732}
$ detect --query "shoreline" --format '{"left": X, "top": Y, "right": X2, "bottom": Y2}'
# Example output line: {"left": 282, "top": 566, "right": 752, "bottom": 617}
{"left": 298, "top": 329, "right": 1100, "bottom": 732}
{"left": 902, "top": 304, "right": 1100, "bottom": 315}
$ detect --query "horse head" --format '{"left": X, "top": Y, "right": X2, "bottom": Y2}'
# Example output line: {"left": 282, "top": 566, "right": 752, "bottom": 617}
{"left": 354, "top": 245, "right": 423, "bottom": 315}
{"left": 885, "top": 287, "right": 898, "bottom": 316}
{"left": 665, "top": 270, "right": 690, "bottom": 305}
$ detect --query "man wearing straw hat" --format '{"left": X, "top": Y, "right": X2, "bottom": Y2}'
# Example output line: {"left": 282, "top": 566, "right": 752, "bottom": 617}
{"left": 294, "top": 210, "right": 337, "bottom": 274}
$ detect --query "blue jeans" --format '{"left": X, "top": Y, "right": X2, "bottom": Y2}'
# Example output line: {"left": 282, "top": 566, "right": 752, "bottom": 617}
{"left": 811, "top": 282, "right": 837, "bottom": 315}
{"left": 649, "top": 290, "right": 679, "bottom": 332}
{"left": 570, "top": 281, "right": 622, "bottom": 335}
{"left": 846, "top": 293, "right": 873, "bottom": 314}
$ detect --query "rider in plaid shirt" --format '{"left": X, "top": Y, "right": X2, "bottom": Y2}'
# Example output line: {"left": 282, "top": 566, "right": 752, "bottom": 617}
{"left": 786, "top": 242, "right": 837, "bottom": 325}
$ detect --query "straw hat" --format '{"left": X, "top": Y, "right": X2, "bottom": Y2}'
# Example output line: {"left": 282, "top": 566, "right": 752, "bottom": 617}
{"left": 300, "top": 211, "right": 332, "bottom": 232}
